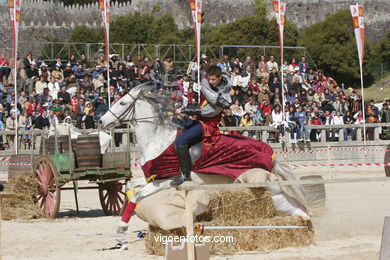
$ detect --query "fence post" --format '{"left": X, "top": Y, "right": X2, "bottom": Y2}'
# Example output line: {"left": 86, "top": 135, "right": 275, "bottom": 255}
{"left": 357, "top": 128, "right": 363, "bottom": 141}
{"left": 327, "top": 144, "right": 332, "bottom": 176}
{"left": 339, "top": 128, "right": 344, "bottom": 141}
{"left": 185, "top": 190, "right": 195, "bottom": 260}
{"left": 321, "top": 129, "right": 326, "bottom": 142}
{"left": 374, "top": 126, "right": 381, "bottom": 140}
{"left": 261, "top": 130, "right": 268, "bottom": 142}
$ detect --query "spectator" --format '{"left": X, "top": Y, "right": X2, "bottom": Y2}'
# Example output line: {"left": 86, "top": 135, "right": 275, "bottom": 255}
{"left": 271, "top": 104, "right": 285, "bottom": 142}
{"left": 52, "top": 65, "right": 64, "bottom": 84}
{"left": 0, "top": 53, "right": 10, "bottom": 83}
{"left": 74, "top": 64, "right": 87, "bottom": 81}
{"left": 84, "top": 109, "right": 95, "bottom": 129}
{"left": 333, "top": 110, "right": 344, "bottom": 141}
{"left": 298, "top": 56, "right": 309, "bottom": 79}
{"left": 244, "top": 97, "right": 261, "bottom": 125}
{"left": 220, "top": 109, "right": 237, "bottom": 132}
{"left": 68, "top": 54, "right": 78, "bottom": 70}
{"left": 242, "top": 56, "right": 255, "bottom": 74}
{"left": 39, "top": 62, "right": 50, "bottom": 82}
{"left": 23, "top": 52, "right": 34, "bottom": 69}
{"left": 295, "top": 105, "right": 311, "bottom": 142}
{"left": 232, "top": 57, "right": 243, "bottom": 71}
{"left": 33, "top": 109, "right": 50, "bottom": 130}
{"left": 48, "top": 76, "right": 60, "bottom": 100}
{"left": 256, "top": 56, "right": 269, "bottom": 82}
{"left": 76, "top": 98, "right": 86, "bottom": 128}
{"left": 150, "top": 66, "right": 164, "bottom": 91}
{"left": 259, "top": 100, "right": 272, "bottom": 126}
{"left": 258, "top": 85, "right": 271, "bottom": 105}
{"left": 25, "top": 62, "right": 39, "bottom": 94}
{"left": 48, "top": 110, "right": 59, "bottom": 127}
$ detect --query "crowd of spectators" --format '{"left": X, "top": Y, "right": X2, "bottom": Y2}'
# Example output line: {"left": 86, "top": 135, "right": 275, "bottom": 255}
{"left": 0, "top": 51, "right": 389, "bottom": 150}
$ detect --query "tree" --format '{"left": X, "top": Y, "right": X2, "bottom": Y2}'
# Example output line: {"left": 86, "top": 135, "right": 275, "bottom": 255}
{"left": 69, "top": 25, "right": 102, "bottom": 43}
{"left": 379, "top": 31, "right": 390, "bottom": 66}
{"left": 205, "top": 12, "right": 298, "bottom": 60}
{"left": 298, "top": 9, "right": 375, "bottom": 87}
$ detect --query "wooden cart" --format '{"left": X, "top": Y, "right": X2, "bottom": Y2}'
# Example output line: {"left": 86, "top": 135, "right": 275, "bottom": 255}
{"left": 8, "top": 129, "right": 132, "bottom": 218}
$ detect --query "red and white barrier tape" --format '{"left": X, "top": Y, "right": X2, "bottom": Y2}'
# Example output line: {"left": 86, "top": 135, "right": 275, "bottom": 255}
{"left": 275, "top": 147, "right": 390, "bottom": 155}
{"left": 0, "top": 157, "right": 11, "bottom": 161}
{"left": 0, "top": 162, "right": 31, "bottom": 166}
{"left": 290, "top": 162, "right": 390, "bottom": 168}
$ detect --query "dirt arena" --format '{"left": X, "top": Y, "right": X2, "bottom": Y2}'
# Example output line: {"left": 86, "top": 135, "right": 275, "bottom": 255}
{"left": 3, "top": 167, "right": 390, "bottom": 260}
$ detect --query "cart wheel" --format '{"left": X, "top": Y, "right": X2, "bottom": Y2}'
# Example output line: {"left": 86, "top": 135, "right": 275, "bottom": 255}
{"left": 99, "top": 181, "right": 125, "bottom": 216}
{"left": 33, "top": 156, "right": 61, "bottom": 219}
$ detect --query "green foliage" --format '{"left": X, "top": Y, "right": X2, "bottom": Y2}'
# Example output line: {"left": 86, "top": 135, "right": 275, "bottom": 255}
{"left": 254, "top": 0, "right": 267, "bottom": 17}
{"left": 298, "top": 9, "right": 376, "bottom": 87}
{"left": 206, "top": 14, "right": 298, "bottom": 60}
{"left": 69, "top": 25, "right": 103, "bottom": 43}
{"left": 379, "top": 31, "right": 390, "bottom": 66}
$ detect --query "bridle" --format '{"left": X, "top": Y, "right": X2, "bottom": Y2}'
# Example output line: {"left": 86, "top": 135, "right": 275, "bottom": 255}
{"left": 107, "top": 92, "right": 159, "bottom": 126}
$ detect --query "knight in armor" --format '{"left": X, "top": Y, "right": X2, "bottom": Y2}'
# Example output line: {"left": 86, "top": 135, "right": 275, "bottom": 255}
{"left": 171, "top": 65, "right": 240, "bottom": 186}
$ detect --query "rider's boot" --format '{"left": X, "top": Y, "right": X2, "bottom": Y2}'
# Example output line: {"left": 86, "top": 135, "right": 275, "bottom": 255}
{"left": 171, "top": 145, "right": 192, "bottom": 186}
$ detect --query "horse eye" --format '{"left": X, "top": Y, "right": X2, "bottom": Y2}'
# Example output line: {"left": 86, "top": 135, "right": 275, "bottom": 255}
{"left": 120, "top": 101, "right": 126, "bottom": 106}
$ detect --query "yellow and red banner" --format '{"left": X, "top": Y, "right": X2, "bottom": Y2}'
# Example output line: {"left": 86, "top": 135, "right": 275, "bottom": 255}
{"left": 272, "top": 0, "right": 287, "bottom": 112}
{"left": 99, "top": 0, "right": 110, "bottom": 67}
{"left": 99, "top": 0, "right": 111, "bottom": 106}
{"left": 190, "top": 0, "right": 202, "bottom": 94}
{"left": 9, "top": 0, "right": 21, "bottom": 65}
{"left": 350, "top": 3, "right": 365, "bottom": 64}
{"left": 272, "top": 0, "right": 287, "bottom": 64}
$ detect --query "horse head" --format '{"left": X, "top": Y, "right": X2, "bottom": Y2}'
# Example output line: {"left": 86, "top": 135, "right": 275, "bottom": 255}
{"left": 99, "top": 82, "right": 154, "bottom": 129}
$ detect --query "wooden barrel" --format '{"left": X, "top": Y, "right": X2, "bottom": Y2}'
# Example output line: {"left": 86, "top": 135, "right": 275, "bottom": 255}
{"left": 42, "top": 135, "right": 76, "bottom": 155}
{"left": 8, "top": 154, "right": 34, "bottom": 180}
{"left": 75, "top": 135, "right": 102, "bottom": 168}
{"left": 384, "top": 144, "right": 390, "bottom": 177}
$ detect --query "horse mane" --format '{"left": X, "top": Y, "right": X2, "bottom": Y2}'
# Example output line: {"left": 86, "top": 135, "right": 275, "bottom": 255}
{"left": 133, "top": 81, "right": 177, "bottom": 131}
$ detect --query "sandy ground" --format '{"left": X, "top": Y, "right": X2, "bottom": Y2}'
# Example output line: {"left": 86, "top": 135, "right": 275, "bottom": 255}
{"left": 3, "top": 167, "right": 390, "bottom": 260}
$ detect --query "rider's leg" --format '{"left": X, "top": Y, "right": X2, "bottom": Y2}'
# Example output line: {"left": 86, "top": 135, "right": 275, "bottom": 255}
{"left": 171, "top": 122, "right": 202, "bottom": 186}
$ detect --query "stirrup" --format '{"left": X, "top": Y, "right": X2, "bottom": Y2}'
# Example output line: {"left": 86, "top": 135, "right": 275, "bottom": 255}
{"left": 170, "top": 174, "right": 191, "bottom": 186}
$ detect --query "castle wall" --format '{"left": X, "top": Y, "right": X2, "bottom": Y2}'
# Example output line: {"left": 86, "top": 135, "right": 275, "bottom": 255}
{"left": 0, "top": 0, "right": 388, "bottom": 59}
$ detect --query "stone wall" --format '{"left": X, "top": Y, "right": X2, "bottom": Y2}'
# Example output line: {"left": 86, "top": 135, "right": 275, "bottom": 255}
{"left": 0, "top": 0, "right": 389, "bottom": 58}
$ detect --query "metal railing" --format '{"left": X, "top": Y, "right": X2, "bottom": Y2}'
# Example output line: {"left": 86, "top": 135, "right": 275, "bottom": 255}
{"left": 0, "top": 123, "right": 389, "bottom": 155}
{"left": 2, "top": 41, "right": 308, "bottom": 66}
{"left": 219, "top": 123, "right": 390, "bottom": 144}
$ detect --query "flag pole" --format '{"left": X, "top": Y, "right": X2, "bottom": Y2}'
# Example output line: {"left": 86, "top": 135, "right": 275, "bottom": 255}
{"left": 106, "top": 28, "right": 110, "bottom": 108}
{"left": 195, "top": 0, "right": 201, "bottom": 104}
{"left": 278, "top": 0, "right": 285, "bottom": 119}
{"left": 9, "top": 0, "right": 19, "bottom": 154}
{"left": 359, "top": 60, "right": 367, "bottom": 154}
{"left": 14, "top": 44, "right": 18, "bottom": 155}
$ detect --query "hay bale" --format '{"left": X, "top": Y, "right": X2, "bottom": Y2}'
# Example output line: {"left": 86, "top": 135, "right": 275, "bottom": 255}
{"left": 1, "top": 175, "right": 44, "bottom": 220}
{"left": 196, "top": 188, "right": 274, "bottom": 222}
{"left": 145, "top": 226, "right": 186, "bottom": 256}
{"left": 144, "top": 188, "right": 314, "bottom": 255}
{"left": 202, "top": 217, "right": 313, "bottom": 254}
{"left": 145, "top": 217, "right": 313, "bottom": 256}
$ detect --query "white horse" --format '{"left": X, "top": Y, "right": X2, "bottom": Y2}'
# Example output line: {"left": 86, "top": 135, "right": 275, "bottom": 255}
{"left": 99, "top": 83, "right": 310, "bottom": 232}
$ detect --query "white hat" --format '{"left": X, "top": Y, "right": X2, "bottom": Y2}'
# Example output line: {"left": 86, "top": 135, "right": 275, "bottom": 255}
{"left": 64, "top": 116, "right": 71, "bottom": 121}
{"left": 31, "top": 61, "right": 36, "bottom": 65}
{"left": 66, "top": 62, "right": 71, "bottom": 67}
{"left": 128, "top": 62, "right": 135, "bottom": 66}
{"left": 201, "top": 53, "right": 207, "bottom": 59}
{"left": 42, "top": 103, "right": 49, "bottom": 107}
{"left": 40, "top": 61, "right": 47, "bottom": 67}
